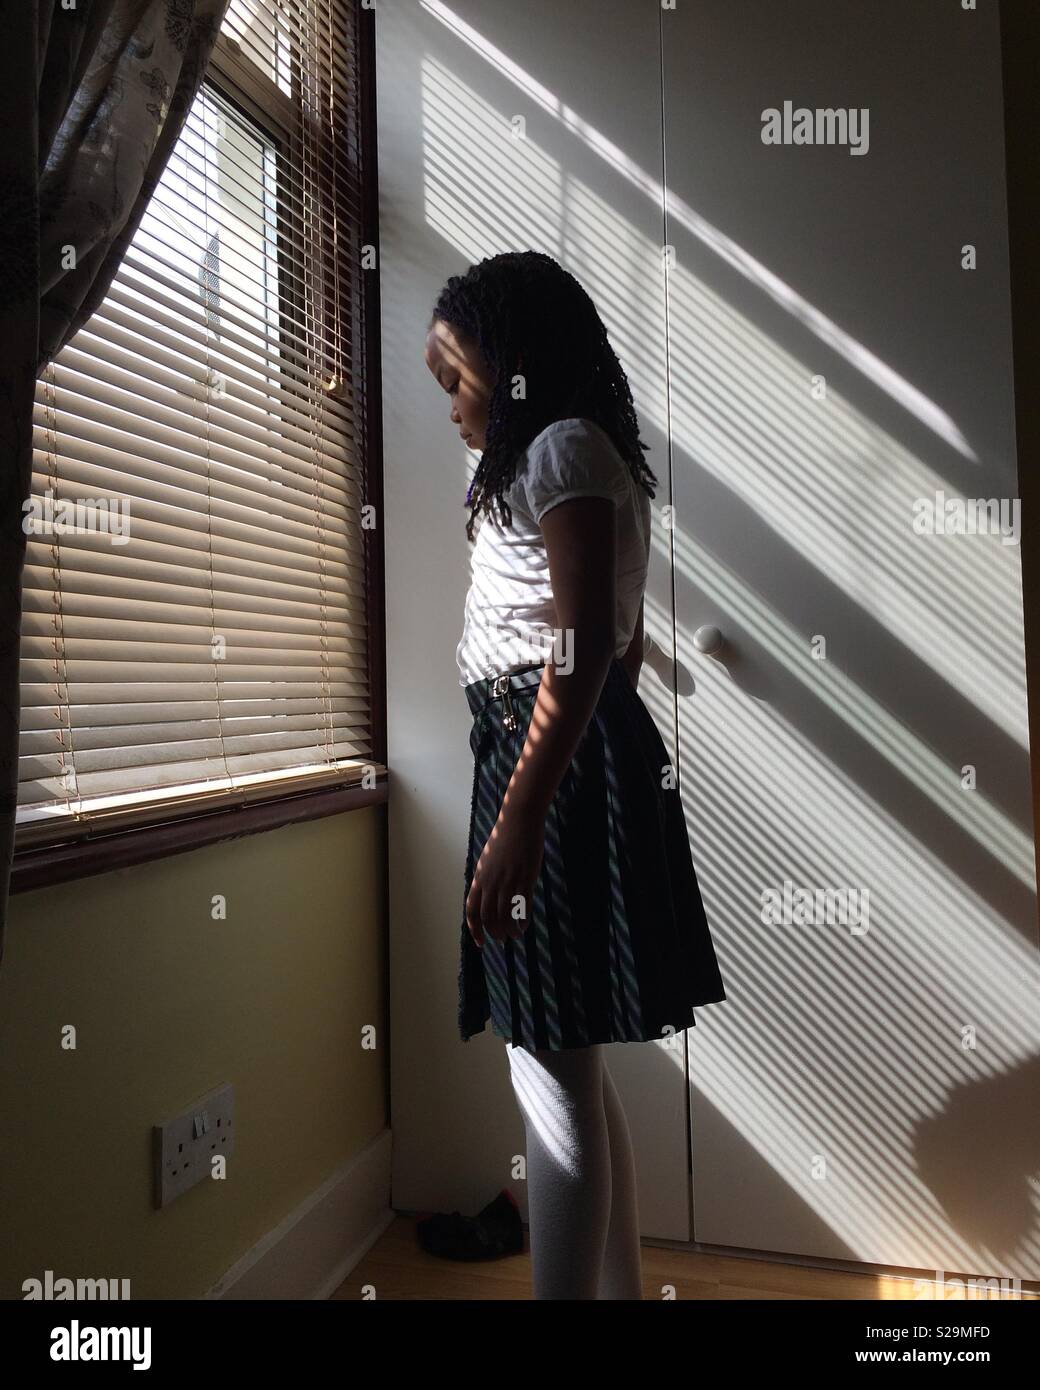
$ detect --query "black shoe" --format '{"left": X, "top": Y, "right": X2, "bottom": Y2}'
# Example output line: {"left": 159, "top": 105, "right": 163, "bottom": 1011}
{"left": 416, "top": 1188, "right": 523, "bottom": 1261}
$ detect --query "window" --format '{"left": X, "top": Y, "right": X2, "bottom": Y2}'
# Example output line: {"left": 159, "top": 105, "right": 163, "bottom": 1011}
{"left": 18, "top": 0, "right": 383, "bottom": 854}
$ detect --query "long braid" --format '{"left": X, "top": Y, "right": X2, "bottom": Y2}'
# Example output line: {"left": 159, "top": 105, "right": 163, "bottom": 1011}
{"left": 429, "top": 252, "right": 658, "bottom": 543}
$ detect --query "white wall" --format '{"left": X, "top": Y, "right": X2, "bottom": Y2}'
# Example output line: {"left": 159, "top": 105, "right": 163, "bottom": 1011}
{"left": 377, "top": 0, "right": 690, "bottom": 1238}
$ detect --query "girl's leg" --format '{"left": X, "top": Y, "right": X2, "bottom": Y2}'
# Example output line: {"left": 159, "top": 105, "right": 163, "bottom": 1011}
{"left": 506, "top": 1041, "right": 611, "bottom": 1299}
{"left": 598, "top": 1059, "right": 644, "bottom": 1299}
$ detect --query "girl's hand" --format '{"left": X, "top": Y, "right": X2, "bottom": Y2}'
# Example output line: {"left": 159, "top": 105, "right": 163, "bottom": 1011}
{"left": 466, "top": 807, "right": 545, "bottom": 948}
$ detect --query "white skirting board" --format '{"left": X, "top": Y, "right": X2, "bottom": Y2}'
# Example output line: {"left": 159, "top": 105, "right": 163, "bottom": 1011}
{"left": 205, "top": 1129, "right": 394, "bottom": 1300}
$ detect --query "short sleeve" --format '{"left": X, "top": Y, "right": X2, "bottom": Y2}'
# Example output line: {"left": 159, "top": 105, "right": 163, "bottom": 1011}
{"left": 517, "top": 418, "right": 629, "bottom": 523}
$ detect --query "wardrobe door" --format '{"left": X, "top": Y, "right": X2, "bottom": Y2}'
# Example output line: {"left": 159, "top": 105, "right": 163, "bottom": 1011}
{"left": 665, "top": 1, "right": 1040, "bottom": 1276}
{"left": 379, "top": 0, "right": 695, "bottom": 1241}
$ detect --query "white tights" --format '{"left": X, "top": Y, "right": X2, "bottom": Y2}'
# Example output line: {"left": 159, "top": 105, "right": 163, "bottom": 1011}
{"left": 506, "top": 1041, "right": 643, "bottom": 1299}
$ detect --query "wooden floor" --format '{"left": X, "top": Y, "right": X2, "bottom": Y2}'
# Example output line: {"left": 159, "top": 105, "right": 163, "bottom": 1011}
{"left": 331, "top": 1214, "right": 1039, "bottom": 1300}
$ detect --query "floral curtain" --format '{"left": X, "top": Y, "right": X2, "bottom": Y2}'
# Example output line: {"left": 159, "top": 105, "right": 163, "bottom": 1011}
{"left": 0, "top": 0, "right": 231, "bottom": 968}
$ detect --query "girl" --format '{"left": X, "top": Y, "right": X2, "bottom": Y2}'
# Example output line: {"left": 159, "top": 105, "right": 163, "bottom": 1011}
{"left": 424, "top": 251, "right": 727, "bottom": 1300}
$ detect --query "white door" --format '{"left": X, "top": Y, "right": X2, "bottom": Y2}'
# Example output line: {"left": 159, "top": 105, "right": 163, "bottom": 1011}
{"left": 665, "top": 1, "right": 1040, "bottom": 1277}
{"left": 379, "top": 0, "right": 697, "bottom": 1240}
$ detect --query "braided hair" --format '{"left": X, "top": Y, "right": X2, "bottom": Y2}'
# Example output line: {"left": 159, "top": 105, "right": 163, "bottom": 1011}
{"left": 429, "top": 251, "right": 658, "bottom": 542}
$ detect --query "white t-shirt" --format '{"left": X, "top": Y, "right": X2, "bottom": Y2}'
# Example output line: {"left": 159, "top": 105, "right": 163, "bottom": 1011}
{"left": 456, "top": 417, "right": 653, "bottom": 686}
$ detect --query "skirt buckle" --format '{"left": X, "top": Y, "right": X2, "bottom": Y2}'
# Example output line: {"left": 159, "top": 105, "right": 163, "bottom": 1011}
{"left": 491, "top": 674, "right": 519, "bottom": 731}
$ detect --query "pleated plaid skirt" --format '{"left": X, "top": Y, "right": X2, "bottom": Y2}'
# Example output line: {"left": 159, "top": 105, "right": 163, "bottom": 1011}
{"left": 459, "top": 655, "right": 727, "bottom": 1052}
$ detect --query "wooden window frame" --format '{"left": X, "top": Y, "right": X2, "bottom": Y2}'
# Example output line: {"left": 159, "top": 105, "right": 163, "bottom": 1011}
{"left": 11, "top": 5, "right": 386, "bottom": 893}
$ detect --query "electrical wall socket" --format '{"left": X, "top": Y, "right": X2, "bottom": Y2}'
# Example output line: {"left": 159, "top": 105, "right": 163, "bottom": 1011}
{"left": 153, "top": 1082, "right": 235, "bottom": 1210}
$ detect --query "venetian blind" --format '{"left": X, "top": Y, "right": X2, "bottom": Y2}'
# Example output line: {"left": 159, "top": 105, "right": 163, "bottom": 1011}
{"left": 20, "top": 0, "right": 378, "bottom": 842}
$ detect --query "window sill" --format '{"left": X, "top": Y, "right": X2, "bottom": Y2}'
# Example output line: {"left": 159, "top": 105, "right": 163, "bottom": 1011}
{"left": 10, "top": 774, "right": 389, "bottom": 894}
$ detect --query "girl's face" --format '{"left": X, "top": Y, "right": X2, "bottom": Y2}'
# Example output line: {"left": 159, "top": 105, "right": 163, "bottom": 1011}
{"left": 424, "top": 318, "right": 497, "bottom": 452}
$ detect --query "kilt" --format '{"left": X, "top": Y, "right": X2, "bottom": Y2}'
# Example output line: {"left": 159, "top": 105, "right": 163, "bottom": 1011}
{"left": 459, "top": 655, "right": 726, "bottom": 1052}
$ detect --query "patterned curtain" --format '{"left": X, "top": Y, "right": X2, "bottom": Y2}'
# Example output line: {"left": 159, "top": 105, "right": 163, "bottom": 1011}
{"left": 0, "top": 0, "right": 230, "bottom": 968}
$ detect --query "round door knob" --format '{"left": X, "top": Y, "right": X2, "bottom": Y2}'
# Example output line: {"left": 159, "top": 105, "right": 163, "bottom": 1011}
{"left": 693, "top": 624, "right": 724, "bottom": 655}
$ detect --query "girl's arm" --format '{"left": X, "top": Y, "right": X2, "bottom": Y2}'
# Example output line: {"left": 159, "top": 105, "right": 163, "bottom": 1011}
{"left": 619, "top": 595, "right": 644, "bottom": 689}
{"left": 465, "top": 495, "right": 616, "bottom": 946}
{"left": 499, "top": 494, "right": 617, "bottom": 821}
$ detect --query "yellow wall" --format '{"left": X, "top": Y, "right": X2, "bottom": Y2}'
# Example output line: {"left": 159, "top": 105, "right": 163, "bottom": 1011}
{"left": 0, "top": 805, "right": 387, "bottom": 1300}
